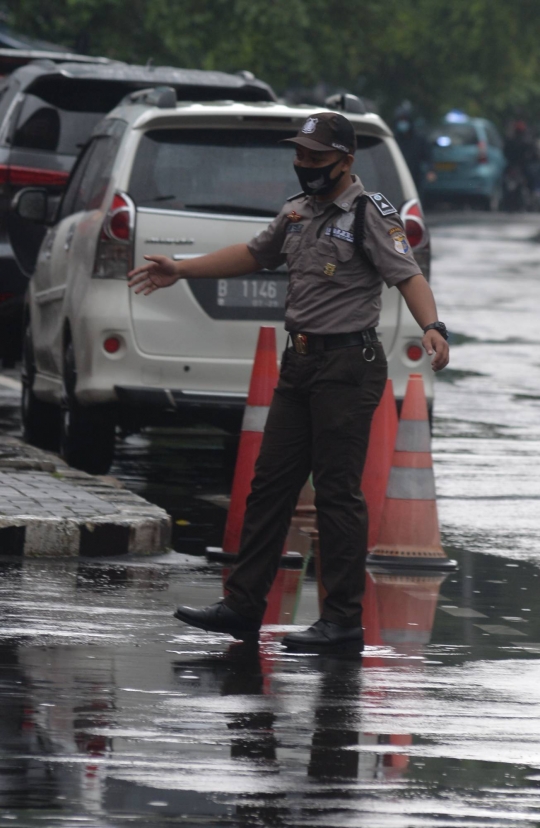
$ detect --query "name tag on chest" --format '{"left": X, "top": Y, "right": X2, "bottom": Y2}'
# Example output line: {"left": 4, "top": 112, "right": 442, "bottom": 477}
{"left": 325, "top": 226, "right": 355, "bottom": 244}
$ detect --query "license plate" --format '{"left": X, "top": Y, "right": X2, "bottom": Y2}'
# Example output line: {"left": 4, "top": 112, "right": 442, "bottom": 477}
{"left": 434, "top": 161, "right": 457, "bottom": 172}
{"left": 216, "top": 277, "right": 287, "bottom": 308}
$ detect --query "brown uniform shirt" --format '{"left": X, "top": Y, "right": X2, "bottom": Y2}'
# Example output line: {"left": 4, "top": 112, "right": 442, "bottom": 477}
{"left": 247, "top": 176, "right": 422, "bottom": 335}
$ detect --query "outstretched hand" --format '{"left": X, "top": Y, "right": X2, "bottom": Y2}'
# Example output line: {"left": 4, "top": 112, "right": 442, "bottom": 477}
{"left": 422, "top": 330, "right": 449, "bottom": 372}
{"left": 128, "top": 255, "right": 179, "bottom": 295}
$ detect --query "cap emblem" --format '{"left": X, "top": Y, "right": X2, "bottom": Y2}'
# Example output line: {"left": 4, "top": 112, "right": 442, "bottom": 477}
{"left": 302, "top": 117, "right": 319, "bottom": 134}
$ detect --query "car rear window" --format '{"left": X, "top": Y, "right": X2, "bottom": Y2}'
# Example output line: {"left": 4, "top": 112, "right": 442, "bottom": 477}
{"left": 430, "top": 124, "right": 478, "bottom": 147}
{"left": 129, "top": 128, "right": 405, "bottom": 216}
{"left": 13, "top": 92, "right": 104, "bottom": 155}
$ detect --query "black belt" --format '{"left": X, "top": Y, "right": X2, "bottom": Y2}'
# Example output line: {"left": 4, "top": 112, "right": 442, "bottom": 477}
{"left": 289, "top": 328, "right": 379, "bottom": 356}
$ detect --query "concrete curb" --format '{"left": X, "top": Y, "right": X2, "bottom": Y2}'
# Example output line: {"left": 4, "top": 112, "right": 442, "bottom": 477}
{"left": 0, "top": 437, "right": 171, "bottom": 557}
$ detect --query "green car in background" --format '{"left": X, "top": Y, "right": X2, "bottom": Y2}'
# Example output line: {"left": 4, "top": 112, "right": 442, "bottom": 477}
{"left": 424, "top": 111, "right": 506, "bottom": 211}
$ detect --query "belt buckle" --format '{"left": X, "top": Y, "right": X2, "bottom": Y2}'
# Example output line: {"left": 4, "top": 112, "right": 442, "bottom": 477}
{"left": 293, "top": 333, "right": 308, "bottom": 355}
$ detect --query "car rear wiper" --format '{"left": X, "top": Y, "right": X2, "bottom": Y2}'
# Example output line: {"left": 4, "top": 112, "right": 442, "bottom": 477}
{"left": 184, "top": 203, "right": 277, "bottom": 217}
{"left": 140, "top": 195, "right": 178, "bottom": 204}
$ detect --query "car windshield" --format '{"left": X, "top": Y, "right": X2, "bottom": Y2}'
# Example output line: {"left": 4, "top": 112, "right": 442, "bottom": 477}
{"left": 129, "top": 128, "right": 405, "bottom": 216}
{"left": 430, "top": 123, "right": 478, "bottom": 147}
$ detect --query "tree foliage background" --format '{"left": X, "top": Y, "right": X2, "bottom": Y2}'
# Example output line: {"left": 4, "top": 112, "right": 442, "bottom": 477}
{"left": 4, "top": 0, "right": 540, "bottom": 126}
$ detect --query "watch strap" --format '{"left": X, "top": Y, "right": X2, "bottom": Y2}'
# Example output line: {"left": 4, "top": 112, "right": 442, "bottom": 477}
{"left": 423, "top": 321, "right": 448, "bottom": 340}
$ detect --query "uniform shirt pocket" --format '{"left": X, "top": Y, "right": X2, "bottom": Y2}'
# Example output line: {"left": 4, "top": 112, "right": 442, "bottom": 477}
{"left": 281, "top": 233, "right": 302, "bottom": 257}
{"left": 332, "top": 238, "right": 355, "bottom": 262}
{"left": 314, "top": 238, "right": 338, "bottom": 278}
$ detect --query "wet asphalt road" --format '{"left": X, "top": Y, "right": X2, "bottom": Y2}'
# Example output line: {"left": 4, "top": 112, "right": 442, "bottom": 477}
{"left": 1, "top": 213, "right": 540, "bottom": 826}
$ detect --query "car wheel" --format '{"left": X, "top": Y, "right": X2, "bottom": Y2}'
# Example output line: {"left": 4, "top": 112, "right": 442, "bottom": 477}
{"left": 21, "top": 322, "right": 60, "bottom": 450}
{"left": 60, "top": 340, "right": 116, "bottom": 474}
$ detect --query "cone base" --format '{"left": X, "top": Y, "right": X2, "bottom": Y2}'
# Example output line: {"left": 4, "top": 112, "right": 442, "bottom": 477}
{"left": 206, "top": 547, "right": 305, "bottom": 570}
{"left": 367, "top": 552, "right": 457, "bottom": 572}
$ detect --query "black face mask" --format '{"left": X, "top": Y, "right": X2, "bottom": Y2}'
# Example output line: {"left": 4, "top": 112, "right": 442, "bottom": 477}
{"left": 294, "top": 158, "right": 345, "bottom": 196}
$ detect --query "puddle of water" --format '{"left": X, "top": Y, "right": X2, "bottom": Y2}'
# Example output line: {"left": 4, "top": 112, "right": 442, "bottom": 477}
{"left": 0, "top": 547, "right": 538, "bottom": 827}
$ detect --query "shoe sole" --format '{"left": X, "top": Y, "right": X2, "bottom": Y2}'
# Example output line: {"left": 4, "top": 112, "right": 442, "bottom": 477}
{"left": 173, "top": 609, "right": 260, "bottom": 641}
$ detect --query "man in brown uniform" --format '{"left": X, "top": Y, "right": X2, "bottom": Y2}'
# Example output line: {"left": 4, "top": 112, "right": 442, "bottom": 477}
{"left": 128, "top": 112, "right": 449, "bottom": 651}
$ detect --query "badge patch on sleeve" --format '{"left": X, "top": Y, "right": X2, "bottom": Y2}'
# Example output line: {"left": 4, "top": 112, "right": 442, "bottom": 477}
{"left": 388, "top": 228, "right": 409, "bottom": 254}
{"left": 368, "top": 193, "right": 397, "bottom": 216}
{"left": 287, "top": 223, "right": 303, "bottom": 234}
{"left": 323, "top": 263, "right": 337, "bottom": 277}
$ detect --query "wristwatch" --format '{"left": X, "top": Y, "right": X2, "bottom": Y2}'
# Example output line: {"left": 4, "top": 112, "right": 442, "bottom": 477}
{"left": 423, "top": 321, "right": 448, "bottom": 340}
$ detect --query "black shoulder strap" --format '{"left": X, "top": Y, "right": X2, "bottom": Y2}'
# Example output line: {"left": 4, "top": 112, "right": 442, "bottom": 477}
{"left": 354, "top": 194, "right": 372, "bottom": 264}
{"left": 286, "top": 190, "right": 306, "bottom": 202}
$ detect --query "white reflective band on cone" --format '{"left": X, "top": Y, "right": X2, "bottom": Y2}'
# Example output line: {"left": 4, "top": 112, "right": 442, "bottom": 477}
{"left": 386, "top": 467, "right": 436, "bottom": 500}
{"left": 395, "top": 420, "right": 431, "bottom": 452}
{"left": 242, "top": 405, "right": 269, "bottom": 433}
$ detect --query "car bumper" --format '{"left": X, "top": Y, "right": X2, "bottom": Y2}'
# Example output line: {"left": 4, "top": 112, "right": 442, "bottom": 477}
{"left": 61, "top": 283, "right": 434, "bottom": 417}
{"left": 114, "top": 385, "right": 247, "bottom": 431}
{"left": 425, "top": 175, "right": 500, "bottom": 198}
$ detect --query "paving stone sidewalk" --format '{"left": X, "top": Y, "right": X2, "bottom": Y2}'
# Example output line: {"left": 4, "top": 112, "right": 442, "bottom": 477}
{"left": 0, "top": 436, "right": 171, "bottom": 557}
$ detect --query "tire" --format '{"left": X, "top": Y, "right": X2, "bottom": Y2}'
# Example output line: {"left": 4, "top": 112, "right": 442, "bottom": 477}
{"left": 21, "top": 322, "right": 60, "bottom": 451}
{"left": 60, "top": 340, "right": 116, "bottom": 474}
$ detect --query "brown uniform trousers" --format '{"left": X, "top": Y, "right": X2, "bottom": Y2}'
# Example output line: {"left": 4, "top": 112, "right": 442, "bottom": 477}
{"left": 223, "top": 340, "right": 387, "bottom": 627}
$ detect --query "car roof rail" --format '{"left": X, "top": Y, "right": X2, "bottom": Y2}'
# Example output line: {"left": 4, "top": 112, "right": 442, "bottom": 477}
{"left": 325, "top": 93, "right": 368, "bottom": 115}
{"left": 123, "top": 85, "right": 177, "bottom": 108}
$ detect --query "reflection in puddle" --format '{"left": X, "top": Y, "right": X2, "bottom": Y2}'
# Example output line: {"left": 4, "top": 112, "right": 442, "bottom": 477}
{"left": 0, "top": 545, "right": 539, "bottom": 825}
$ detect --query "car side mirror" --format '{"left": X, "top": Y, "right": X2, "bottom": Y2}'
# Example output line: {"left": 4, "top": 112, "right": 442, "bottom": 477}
{"left": 11, "top": 188, "right": 49, "bottom": 223}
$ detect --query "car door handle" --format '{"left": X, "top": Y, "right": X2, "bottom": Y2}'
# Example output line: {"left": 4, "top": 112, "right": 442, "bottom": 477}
{"left": 64, "top": 223, "right": 76, "bottom": 251}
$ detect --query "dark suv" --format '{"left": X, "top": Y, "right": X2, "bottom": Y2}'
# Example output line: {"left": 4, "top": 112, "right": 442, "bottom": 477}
{"left": 0, "top": 57, "right": 275, "bottom": 363}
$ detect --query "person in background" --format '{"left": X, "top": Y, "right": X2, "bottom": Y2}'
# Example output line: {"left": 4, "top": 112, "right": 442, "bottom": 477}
{"left": 393, "top": 101, "right": 434, "bottom": 198}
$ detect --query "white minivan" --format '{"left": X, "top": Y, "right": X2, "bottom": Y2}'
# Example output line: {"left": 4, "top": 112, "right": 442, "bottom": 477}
{"left": 15, "top": 87, "right": 432, "bottom": 474}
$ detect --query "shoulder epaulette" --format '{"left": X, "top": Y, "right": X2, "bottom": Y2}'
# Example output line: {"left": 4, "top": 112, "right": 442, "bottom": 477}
{"left": 367, "top": 192, "right": 397, "bottom": 216}
{"left": 286, "top": 191, "right": 307, "bottom": 202}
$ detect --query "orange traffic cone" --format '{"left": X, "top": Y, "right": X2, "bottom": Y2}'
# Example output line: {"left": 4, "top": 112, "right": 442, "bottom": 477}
{"left": 361, "top": 379, "right": 399, "bottom": 551}
{"left": 367, "top": 373, "right": 456, "bottom": 570}
{"left": 207, "top": 327, "right": 302, "bottom": 567}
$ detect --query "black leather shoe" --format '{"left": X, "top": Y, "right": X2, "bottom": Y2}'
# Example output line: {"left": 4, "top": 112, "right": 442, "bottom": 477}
{"left": 173, "top": 601, "right": 260, "bottom": 640}
{"left": 282, "top": 619, "right": 364, "bottom": 652}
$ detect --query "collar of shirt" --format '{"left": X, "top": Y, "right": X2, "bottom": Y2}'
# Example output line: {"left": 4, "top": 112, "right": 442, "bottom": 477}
{"left": 332, "top": 175, "right": 365, "bottom": 212}
{"left": 308, "top": 175, "right": 365, "bottom": 217}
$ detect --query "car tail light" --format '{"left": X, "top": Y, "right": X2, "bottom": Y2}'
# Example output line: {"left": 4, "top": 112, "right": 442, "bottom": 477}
{"left": 103, "top": 336, "right": 121, "bottom": 354}
{"left": 92, "top": 192, "right": 135, "bottom": 279}
{"left": 477, "top": 141, "right": 488, "bottom": 164}
{"left": 406, "top": 344, "right": 423, "bottom": 361}
{"left": 400, "top": 199, "right": 427, "bottom": 250}
{"left": 104, "top": 193, "right": 132, "bottom": 241}
{"left": 0, "top": 164, "right": 69, "bottom": 187}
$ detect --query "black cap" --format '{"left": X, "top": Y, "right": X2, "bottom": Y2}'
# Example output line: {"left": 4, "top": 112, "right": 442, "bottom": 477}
{"left": 282, "top": 112, "right": 357, "bottom": 154}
